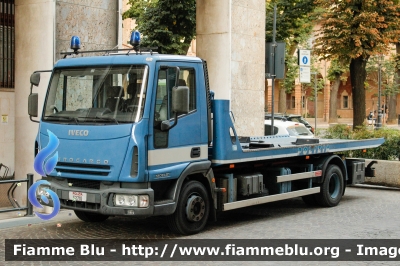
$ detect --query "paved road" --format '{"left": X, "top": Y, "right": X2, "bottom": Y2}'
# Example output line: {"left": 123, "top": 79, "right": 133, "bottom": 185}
{"left": 1, "top": 186, "right": 399, "bottom": 265}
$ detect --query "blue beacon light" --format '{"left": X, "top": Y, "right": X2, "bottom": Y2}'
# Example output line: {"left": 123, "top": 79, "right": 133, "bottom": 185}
{"left": 70, "top": 36, "right": 81, "bottom": 54}
{"left": 130, "top": 30, "right": 141, "bottom": 50}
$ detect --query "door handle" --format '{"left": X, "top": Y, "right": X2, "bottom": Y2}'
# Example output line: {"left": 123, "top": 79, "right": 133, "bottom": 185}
{"left": 191, "top": 147, "right": 201, "bottom": 158}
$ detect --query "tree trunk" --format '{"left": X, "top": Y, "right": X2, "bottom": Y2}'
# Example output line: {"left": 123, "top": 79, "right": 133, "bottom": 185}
{"left": 388, "top": 95, "right": 397, "bottom": 124}
{"left": 350, "top": 56, "right": 368, "bottom": 129}
{"left": 329, "top": 74, "right": 340, "bottom": 123}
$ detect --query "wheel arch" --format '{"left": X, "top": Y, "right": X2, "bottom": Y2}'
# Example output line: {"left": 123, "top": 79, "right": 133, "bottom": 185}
{"left": 153, "top": 160, "right": 215, "bottom": 217}
{"left": 317, "top": 154, "right": 347, "bottom": 184}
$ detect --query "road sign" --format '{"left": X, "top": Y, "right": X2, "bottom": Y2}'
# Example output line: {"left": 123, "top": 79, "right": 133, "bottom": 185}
{"left": 298, "top": 49, "right": 311, "bottom": 67}
{"left": 300, "top": 66, "right": 311, "bottom": 83}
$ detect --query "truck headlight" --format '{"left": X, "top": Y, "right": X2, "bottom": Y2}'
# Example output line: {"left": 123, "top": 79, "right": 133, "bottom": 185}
{"left": 37, "top": 185, "right": 50, "bottom": 197}
{"left": 114, "top": 194, "right": 138, "bottom": 207}
{"left": 114, "top": 194, "right": 149, "bottom": 208}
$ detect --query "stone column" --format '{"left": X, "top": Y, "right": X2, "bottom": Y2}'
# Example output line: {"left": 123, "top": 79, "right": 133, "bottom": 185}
{"left": 196, "top": 0, "right": 265, "bottom": 136}
{"left": 15, "top": 0, "right": 55, "bottom": 205}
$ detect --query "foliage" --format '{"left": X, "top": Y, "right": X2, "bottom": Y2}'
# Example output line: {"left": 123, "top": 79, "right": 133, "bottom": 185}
{"left": 321, "top": 124, "right": 353, "bottom": 139}
{"left": 314, "top": 0, "right": 400, "bottom": 128}
{"left": 123, "top": 0, "right": 196, "bottom": 55}
{"left": 366, "top": 55, "right": 400, "bottom": 97}
{"left": 266, "top": 0, "right": 319, "bottom": 112}
{"left": 320, "top": 124, "right": 400, "bottom": 160}
{"left": 266, "top": 0, "right": 317, "bottom": 53}
{"left": 299, "top": 65, "right": 324, "bottom": 103}
{"left": 122, "top": 0, "right": 157, "bottom": 20}
{"left": 314, "top": 0, "right": 400, "bottom": 62}
{"left": 327, "top": 59, "right": 348, "bottom": 83}
{"left": 280, "top": 54, "right": 298, "bottom": 94}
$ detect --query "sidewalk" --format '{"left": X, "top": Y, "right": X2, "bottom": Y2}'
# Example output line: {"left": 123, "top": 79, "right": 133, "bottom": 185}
{"left": 0, "top": 209, "right": 78, "bottom": 230}
{"left": 309, "top": 118, "right": 400, "bottom": 130}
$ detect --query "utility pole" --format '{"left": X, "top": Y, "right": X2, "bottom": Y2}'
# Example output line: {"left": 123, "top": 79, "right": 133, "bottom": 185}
{"left": 311, "top": 72, "right": 317, "bottom": 135}
{"left": 376, "top": 56, "right": 382, "bottom": 129}
{"left": 270, "top": 4, "right": 277, "bottom": 136}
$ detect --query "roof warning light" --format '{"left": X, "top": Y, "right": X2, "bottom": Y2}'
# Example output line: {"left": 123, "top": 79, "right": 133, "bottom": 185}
{"left": 70, "top": 36, "right": 81, "bottom": 54}
{"left": 130, "top": 31, "right": 141, "bottom": 50}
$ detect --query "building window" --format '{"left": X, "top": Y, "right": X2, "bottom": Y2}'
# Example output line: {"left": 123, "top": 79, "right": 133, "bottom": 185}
{"left": 291, "top": 96, "right": 295, "bottom": 109}
{"left": 0, "top": 0, "right": 14, "bottom": 88}
{"left": 343, "top": 95, "right": 349, "bottom": 109}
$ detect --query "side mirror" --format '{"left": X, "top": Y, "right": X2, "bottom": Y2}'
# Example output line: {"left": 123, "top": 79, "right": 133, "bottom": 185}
{"left": 28, "top": 93, "right": 38, "bottom": 117}
{"left": 160, "top": 86, "right": 189, "bottom": 131}
{"left": 28, "top": 72, "right": 40, "bottom": 123}
{"left": 30, "top": 72, "right": 40, "bottom": 87}
{"left": 172, "top": 86, "right": 189, "bottom": 114}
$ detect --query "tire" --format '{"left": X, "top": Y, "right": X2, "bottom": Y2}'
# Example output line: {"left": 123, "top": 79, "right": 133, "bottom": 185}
{"left": 167, "top": 181, "right": 210, "bottom": 235}
{"left": 74, "top": 210, "right": 109, "bottom": 222}
{"left": 315, "top": 165, "right": 344, "bottom": 207}
{"left": 302, "top": 194, "right": 318, "bottom": 206}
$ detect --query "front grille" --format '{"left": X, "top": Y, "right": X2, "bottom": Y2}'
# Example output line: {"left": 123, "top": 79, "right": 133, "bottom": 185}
{"left": 67, "top": 179, "right": 101, "bottom": 189}
{"left": 55, "top": 162, "right": 111, "bottom": 177}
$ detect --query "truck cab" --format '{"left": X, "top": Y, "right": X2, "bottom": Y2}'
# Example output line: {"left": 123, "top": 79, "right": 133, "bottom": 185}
{"left": 29, "top": 48, "right": 214, "bottom": 231}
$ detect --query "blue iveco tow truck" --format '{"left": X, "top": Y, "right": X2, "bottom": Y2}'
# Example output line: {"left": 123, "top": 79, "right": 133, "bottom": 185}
{"left": 28, "top": 32, "right": 383, "bottom": 235}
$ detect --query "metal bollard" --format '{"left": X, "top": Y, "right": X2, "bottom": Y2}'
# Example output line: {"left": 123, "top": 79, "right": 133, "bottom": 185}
{"left": 26, "top": 173, "right": 34, "bottom": 216}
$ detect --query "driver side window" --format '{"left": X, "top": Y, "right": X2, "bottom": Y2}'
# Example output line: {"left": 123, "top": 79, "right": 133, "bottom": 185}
{"left": 153, "top": 66, "right": 196, "bottom": 148}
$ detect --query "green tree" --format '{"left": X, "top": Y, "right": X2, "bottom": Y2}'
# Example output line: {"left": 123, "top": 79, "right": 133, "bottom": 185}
{"left": 366, "top": 55, "right": 400, "bottom": 118}
{"left": 302, "top": 66, "right": 324, "bottom": 118}
{"left": 327, "top": 59, "right": 348, "bottom": 123}
{"left": 266, "top": 0, "right": 318, "bottom": 113}
{"left": 314, "top": 0, "right": 400, "bottom": 129}
{"left": 123, "top": 0, "right": 196, "bottom": 55}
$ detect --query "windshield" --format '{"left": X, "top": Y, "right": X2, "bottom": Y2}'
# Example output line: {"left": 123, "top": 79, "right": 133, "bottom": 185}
{"left": 43, "top": 65, "right": 148, "bottom": 124}
{"left": 286, "top": 125, "right": 312, "bottom": 136}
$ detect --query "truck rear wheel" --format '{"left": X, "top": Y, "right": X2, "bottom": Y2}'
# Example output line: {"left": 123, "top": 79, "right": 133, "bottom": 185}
{"left": 315, "top": 165, "right": 344, "bottom": 207}
{"left": 167, "top": 180, "right": 210, "bottom": 235}
{"left": 74, "top": 210, "right": 109, "bottom": 222}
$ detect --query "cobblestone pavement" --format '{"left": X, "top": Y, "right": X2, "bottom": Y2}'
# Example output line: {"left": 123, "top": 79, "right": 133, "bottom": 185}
{"left": 1, "top": 186, "right": 399, "bottom": 265}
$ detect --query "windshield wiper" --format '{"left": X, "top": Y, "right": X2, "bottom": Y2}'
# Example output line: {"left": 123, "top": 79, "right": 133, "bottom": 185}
{"left": 95, "top": 116, "right": 119, "bottom": 125}
{"left": 45, "top": 115, "right": 79, "bottom": 124}
{"left": 76, "top": 116, "right": 119, "bottom": 124}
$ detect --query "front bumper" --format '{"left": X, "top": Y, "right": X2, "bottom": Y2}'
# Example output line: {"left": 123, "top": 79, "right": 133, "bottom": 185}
{"left": 42, "top": 176, "right": 154, "bottom": 217}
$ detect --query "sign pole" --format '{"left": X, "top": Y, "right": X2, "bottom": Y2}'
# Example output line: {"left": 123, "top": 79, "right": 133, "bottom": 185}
{"left": 270, "top": 4, "right": 277, "bottom": 136}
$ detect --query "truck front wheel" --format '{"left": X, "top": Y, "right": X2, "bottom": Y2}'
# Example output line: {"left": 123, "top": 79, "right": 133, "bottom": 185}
{"left": 74, "top": 210, "right": 109, "bottom": 222}
{"left": 167, "top": 180, "right": 210, "bottom": 235}
{"left": 315, "top": 165, "right": 344, "bottom": 207}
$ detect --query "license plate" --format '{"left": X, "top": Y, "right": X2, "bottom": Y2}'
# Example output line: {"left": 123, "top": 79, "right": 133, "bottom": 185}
{"left": 69, "top": 191, "right": 87, "bottom": 202}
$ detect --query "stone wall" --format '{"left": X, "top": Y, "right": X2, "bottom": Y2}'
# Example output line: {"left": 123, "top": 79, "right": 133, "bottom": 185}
{"left": 55, "top": 0, "right": 118, "bottom": 61}
{"left": 363, "top": 159, "right": 400, "bottom": 188}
